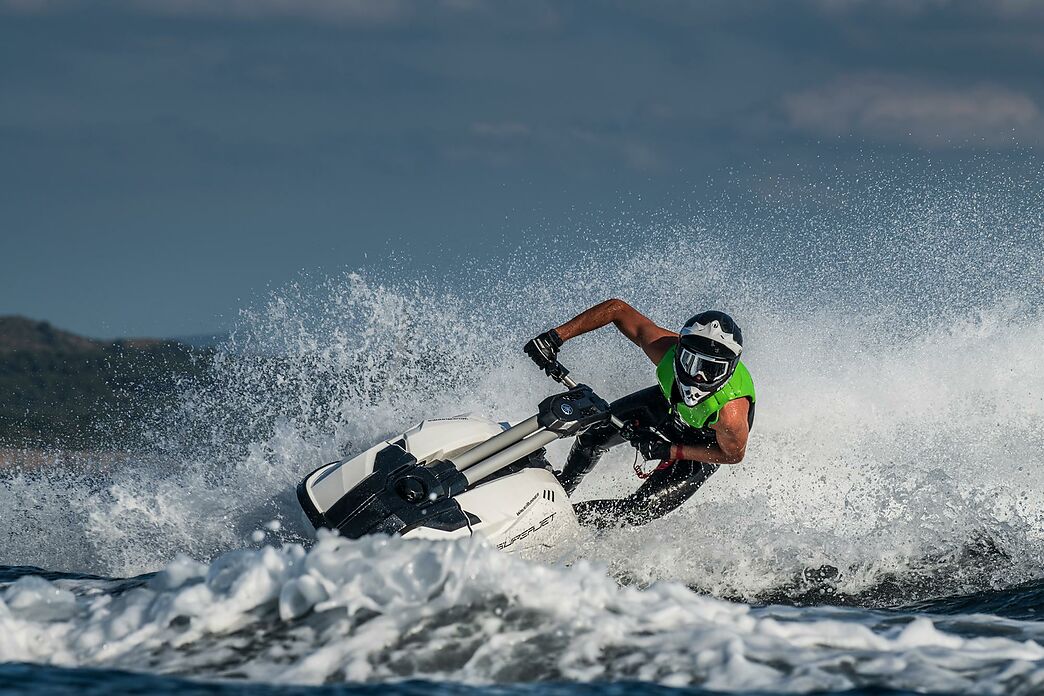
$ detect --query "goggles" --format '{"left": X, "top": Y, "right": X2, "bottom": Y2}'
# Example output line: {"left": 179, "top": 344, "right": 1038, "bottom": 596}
{"left": 676, "top": 346, "right": 732, "bottom": 387}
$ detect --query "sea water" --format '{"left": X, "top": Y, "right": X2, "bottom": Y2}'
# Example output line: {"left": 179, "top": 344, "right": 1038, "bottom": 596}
{"left": 0, "top": 166, "right": 1042, "bottom": 694}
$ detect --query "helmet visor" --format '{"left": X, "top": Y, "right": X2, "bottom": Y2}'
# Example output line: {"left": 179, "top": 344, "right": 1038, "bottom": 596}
{"left": 676, "top": 346, "right": 732, "bottom": 387}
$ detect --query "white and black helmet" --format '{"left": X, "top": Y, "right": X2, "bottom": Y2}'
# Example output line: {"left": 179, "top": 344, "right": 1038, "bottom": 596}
{"left": 674, "top": 311, "right": 743, "bottom": 407}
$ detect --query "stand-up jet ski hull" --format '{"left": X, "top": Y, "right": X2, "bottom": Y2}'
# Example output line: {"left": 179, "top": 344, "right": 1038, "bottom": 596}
{"left": 298, "top": 416, "right": 578, "bottom": 553}
{"left": 297, "top": 376, "right": 617, "bottom": 554}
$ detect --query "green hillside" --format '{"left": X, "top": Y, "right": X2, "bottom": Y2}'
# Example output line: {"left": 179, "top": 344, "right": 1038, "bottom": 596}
{"left": 0, "top": 317, "right": 212, "bottom": 449}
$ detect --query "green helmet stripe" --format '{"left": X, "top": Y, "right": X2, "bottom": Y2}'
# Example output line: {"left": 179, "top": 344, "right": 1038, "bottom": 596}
{"left": 656, "top": 345, "right": 756, "bottom": 429}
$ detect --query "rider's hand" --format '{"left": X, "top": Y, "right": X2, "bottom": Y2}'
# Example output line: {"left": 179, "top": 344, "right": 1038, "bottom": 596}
{"left": 634, "top": 437, "right": 674, "bottom": 461}
{"left": 523, "top": 329, "right": 564, "bottom": 375}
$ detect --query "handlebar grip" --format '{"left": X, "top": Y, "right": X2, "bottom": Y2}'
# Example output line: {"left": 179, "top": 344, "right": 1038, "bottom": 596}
{"left": 545, "top": 360, "right": 571, "bottom": 383}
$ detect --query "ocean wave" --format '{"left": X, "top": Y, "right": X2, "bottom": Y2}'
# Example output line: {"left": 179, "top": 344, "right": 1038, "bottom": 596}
{"left": 3, "top": 534, "right": 1044, "bottom": 694}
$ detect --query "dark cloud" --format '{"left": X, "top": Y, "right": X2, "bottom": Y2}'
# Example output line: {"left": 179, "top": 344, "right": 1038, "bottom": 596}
{"left": 0, "top": 0, "right": 558, "bottom": 27}
{"left": 138, "top": 0, "right": 409, "bottom": 24}
{"left": 0, "top": 0, "right": 410, "bottom": 22}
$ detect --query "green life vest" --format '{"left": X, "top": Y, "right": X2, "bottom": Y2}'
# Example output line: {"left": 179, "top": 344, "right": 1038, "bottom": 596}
{"left": 656, "top": 345, "right": 756, "bottom": 429}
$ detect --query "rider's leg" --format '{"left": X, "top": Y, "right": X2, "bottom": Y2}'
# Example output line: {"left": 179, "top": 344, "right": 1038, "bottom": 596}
{"left": 556, "top": 386, "right": 666, "bottom": 495}
{"left": 574, "top": 460, "right": 719, "bottom": 527}
{"left": 557, "top": 425, "right": 621, "bottom": 495}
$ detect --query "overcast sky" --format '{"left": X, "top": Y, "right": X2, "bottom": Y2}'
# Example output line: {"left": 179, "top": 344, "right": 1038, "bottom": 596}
{"left": 2, "top": 0, "right": 1042, "bottom": 337}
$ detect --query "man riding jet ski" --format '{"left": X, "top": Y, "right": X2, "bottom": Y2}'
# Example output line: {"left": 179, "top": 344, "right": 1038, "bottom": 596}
{"left": 297, "top": 342, "right": 615, "bottom": 552}
{"left": 524, "top": 299, "right": 755, "bottom": 527}
{"left": 297, "top": 300, "right": 754, "bottom": 551}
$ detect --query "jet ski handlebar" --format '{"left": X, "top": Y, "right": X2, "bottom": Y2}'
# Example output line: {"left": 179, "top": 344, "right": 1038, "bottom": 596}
{"left": 454, "top": 362, "right": 622, "bottom": 485}
{"left": 545, "top": 360, "right": 618, "bottom": 427}
{"left": 541, "top": 355, "right": 577, "bottom": 389}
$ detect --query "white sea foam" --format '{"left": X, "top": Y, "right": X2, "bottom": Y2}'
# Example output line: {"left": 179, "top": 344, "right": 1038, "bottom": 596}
{"left": 3, "top": 534, "right": 1044, "bottom": 693}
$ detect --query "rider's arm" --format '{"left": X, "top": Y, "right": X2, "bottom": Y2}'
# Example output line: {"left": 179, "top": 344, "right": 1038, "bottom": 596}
{"left": 670, "top": 398, "right": 750, "bottom": 465}
{"left": 554, "top": 299, "right": 677, "bottom": 364}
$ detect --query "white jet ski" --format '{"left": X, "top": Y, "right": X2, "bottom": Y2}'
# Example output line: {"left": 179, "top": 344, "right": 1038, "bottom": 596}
{"left": 297, "top": 363, "right": 622, "bottom": 554}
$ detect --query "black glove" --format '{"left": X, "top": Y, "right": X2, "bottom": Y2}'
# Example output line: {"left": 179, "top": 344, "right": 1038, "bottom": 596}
{"left": 523, "top": 329, "right": 564, "bottom": 375}
{"left": 633, "top": 436, "right": 673, "bottom": 461}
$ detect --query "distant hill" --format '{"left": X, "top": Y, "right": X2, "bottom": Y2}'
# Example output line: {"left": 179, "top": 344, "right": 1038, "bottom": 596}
{"left": 0, "top": 317, "right": 102, "bottom": 353}
{"left": 0, "top": 316, "right": 213, "bottom": 450}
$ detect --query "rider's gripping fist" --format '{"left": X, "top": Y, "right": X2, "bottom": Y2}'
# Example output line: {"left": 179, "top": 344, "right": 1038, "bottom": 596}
{"left": 633, "top": 436, "right": 674, "bottom": 462}
{"left": 523, "top": 329, "right": 564, "bottom": 375}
